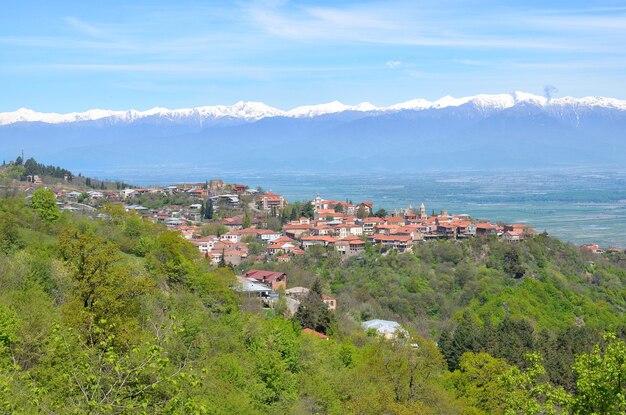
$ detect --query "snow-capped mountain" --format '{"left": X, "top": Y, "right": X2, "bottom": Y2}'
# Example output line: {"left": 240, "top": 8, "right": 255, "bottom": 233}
{"left": 1, "top": 91, "right": 625, "bottom": 175}
{"left": 2, "top": 91, "right": 624, "bottom": 126}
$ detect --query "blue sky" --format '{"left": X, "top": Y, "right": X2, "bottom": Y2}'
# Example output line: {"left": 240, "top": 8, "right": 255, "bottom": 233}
{"left": 1, "top": 0, "right": 626, "bottom": 111}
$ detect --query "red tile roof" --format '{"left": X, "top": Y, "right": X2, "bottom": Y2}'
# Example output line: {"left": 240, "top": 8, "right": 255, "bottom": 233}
{"left": 302, "top": 328, "right": 329, "bottom": 340}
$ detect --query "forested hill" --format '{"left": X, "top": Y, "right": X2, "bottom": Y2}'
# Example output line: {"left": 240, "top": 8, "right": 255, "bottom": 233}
{"left": 1, "top": 189, "right": 626, "bottom": 414}
{"left": 0, "top": 155, "right": 134, "bottom": 190}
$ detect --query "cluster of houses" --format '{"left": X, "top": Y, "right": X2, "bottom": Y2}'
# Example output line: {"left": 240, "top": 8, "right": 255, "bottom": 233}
{"left": 581, "top": 243, "right": 624, "bottom": 255}
{"left": 28, "top": 179, "right": 626, "bottom": 269}
{"left": 181, "top": 195, "right": 538, "bottom": 266}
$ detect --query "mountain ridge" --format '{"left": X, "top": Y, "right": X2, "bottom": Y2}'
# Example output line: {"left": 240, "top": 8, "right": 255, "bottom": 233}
{"left": 2, "top": 91, "right": 626, "bottom": 126}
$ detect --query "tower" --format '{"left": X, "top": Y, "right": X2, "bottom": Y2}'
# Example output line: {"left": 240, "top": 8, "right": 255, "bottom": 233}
{"left": 419, "top": 202, "right": 427, "bottom": 220}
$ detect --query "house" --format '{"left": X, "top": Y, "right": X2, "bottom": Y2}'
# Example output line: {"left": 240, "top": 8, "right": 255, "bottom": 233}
{"left": 301, "top": 235, "right": 337, "bottom": 249}
{"left": 581, "top": 243, "right": 604, "bottom": 254}
{"left": 357, "top": 202, "right": 373, "bottom": 216}
{"left": 256, "top": 229, "right": 282, "bottom": 242}
{"left": 190, "top": 236, "right": 218, "bottom": 254}
{"left": 452, "top": 221, "right": 477, "bottom": 237}
{"left": 361, "top": 319, "right": 407, "bottom": 339}
{"left": 476, "top": 222, "right": 498, "bottom": 235}
{"left": 235, "top": 276, "right": 271, "bottom": 298}
{"left": 223, "top": 249, "right": 248, "bottom": 266}
{"left": 322, "top": 294, "right": 337, "bottom": 311}
{"left": 504, "top": 224, "right": 536, "bottom": 237}
{"left": 314, "top": 208, "right": 339, "bottom": 221}
{"left": 360, "top": 217, "right": 383, "bottom": 235}
{"left": 257, "top": 191, "right": 286, "bottom": 213}
{"left": 390, "top": 225, "right": 424, "bottom": 241}
{"left": 223, "top": 216, "right": 244, "bottom": 231}
{"left": 335, "top": 236, "right": 366, "bottom": 256}
{"left": 283, "top": 223, "right": 312, "bottom": 239}
{"left": 243, "top": 269, "right": 287, "bottom": 291}
{"left": 302, "top": 328, "right": 329, "bottom": 340}
{"left": 311, "top": 225, "right": 334, "bottom": 236}
{"left": 285, "top": 286, "right": 310, "bottom": 300}
{"left": 221, "top": 232, "right": 242, "bottom": 243}
{"left": 374, "top": 224, "right": 399, "bottom": 235}
{"left": 368, "top": 234, "right": 413, "bottom": 251}
{"left": 335, "top": 223, "right": 363, "bottom": 238}
{"left": 437, "top": 223, "right": 457, "bottom": 237}
{"left": 501, "top": 230, "right": 524, "bottom": 242}
{"left": 384, "top": 216, "right": 406, "bottom": 226}
{"left": 266, "top": 240, "right": 299, "bottom": 256}
{"left": 209, "top": 194, "right": 240, "bottom": 209}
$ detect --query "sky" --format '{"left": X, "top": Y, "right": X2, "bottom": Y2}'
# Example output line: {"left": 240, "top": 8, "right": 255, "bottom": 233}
{"left": 1, "top": 0, "right": 626, "bottom": 112}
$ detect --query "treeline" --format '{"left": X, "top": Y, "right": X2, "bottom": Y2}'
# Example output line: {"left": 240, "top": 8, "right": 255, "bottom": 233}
{"left": 1, "top": 190, "right": 626, "bottom": 413}
{"left": 261, "top": 225, "right": 626, "bottom": 398}
{"left": 2, "top": 155, "right": 134, "bottom": 190}
{"left": 17, "top": 156, "right": 74, "bottom": 181}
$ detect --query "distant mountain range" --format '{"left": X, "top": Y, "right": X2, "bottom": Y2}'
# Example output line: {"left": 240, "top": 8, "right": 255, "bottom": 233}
{"left": 1, "top": 91, "right": 625, "bottom": 176}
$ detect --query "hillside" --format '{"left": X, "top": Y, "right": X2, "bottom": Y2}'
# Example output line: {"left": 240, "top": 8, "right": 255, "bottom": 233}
{"left": 1, "top": 189, "right": 626, "bottom": 413}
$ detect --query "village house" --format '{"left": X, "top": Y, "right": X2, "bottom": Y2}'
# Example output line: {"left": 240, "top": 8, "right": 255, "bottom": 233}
{"left": 335, "top": 223, "right": 364, "bottom": 238}
{"left": 476, "top": 222, "right": 498, "bottom": 235}
{"left": 302, "top": 328, "right": 329, "bottom": 340}
{"left": 581, "top": 243, "right": 604, "bottom": 254}
{"left": 391, "top": 225, "right": 425, "bottom": 242}
{"left": 314, "top": 208, "right": 338, "bottom": 221}
{"left": 190, "top": 236, "right": 219, "bottom": 254}
{"left": 368, "top": 234, "right": 413, "bottom": 252}
{"left": 234, "top": 276, "right": 272, "bottom": 299}
{"left": 257, "top": 191, "right": 286, "bottom": 213}
{"left": 221, "top": 232, "right": 242, "bottom": 243}
{"left": 322, "top": 294, "right": 337, "bottom": 311}
{"left": 283, "top": 223, "right": 312, "bottom": 239}
{"left": 501, "top": 230, "right": 524, "bottom": 242}
{"left": 335, "top": 236, "right": 366, "bottom": 256}
{"left": 256, "top": 229, "right": 282, "bottom": 242}
{"left": 285, "top": 286, "right": 310, "bottom": 300}
{"left": 361, "top": 319, "right": 408, "bottom": 339}
{"left": 452, "top": 220, "right": 477, "bottom": 237}
{"left": 243, "top": 269, "right": 287, "bottom": 291}
{"left": 357, "top": 202, "right": 373, "bottom": 216}
{"left": 301, "top": 235, "right": 337, "bottom": 249}
{"left": 360, "top": 217, "right": 383, "bottom": 235}
{"left": 384, "top": 216, "right": 406, "bottom": 226}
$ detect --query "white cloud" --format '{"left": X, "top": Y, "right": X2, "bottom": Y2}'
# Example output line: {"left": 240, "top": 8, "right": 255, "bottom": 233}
{"left": 64, "top": 17, "right": 107, "bottom": 38}
{"left": 386, "top": 60, "right": 403, "bottom": 69}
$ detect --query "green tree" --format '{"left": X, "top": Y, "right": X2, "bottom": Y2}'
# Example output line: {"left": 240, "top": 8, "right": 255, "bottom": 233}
{"left": 243, "top": 210, "right": 251, "bottom": 229}
{"left": 58, "top": 230, "right": 152, "bottom": 344}
{"left": 31, "top": 188, "right": 61, "bottom": 223}
{"left": 374, "top": 208, "right": 387, "bottom": 218}
{"left": 572, "top": 334, "right": 626, "bottom": 414}
{"left": 451, "top": 352, "right": 510, "bottom": 413}
{"left": 0, "top": 211, "right": 23, "bottom": 253}
{"left": 500, "top": 353, "right": 571, "bottom": 415}
{"left": 205, "top": 199, "right": 214, "bottom": 220}
{"left": 293, "top": 279, "right": 335, "bottom": 335}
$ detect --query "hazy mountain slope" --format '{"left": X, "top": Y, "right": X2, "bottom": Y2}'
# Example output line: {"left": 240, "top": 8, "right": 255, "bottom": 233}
{"left": 1, "top": 92, "right": 624, "bottom": 173}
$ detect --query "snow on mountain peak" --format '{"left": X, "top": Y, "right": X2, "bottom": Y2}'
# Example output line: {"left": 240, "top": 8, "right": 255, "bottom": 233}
{"left": 388, "top": 98, "right": 432, "bottom": 111}
{"left": 286, "top": 101, "right": 352, "bottom": 117}
{"left": 1, "top": 92, "right": 624, "bottom": 126}
{"left": 513, "top": 91, "right": 547, "bottom": 106}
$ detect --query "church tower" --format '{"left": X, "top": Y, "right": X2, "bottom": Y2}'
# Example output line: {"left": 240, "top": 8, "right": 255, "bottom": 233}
{"left": 419, "top": 202, "right": 427, "bottom": 220}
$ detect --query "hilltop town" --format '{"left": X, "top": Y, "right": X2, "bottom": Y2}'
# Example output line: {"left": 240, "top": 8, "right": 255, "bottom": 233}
{"left": 4, "top": 159, "right": 625, "bottom": 321}
{"left": 7, "top": 176, "right": 542, "bottom": 262}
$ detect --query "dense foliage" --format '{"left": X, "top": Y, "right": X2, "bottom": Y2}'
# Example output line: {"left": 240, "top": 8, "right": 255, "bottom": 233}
{"left": 1, "top": 191, "right": 626, "bottom": 413}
